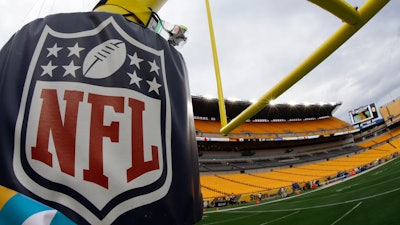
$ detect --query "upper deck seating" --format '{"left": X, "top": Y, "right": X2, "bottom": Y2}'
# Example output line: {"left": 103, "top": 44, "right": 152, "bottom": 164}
{"left": 195, "top": 117, "right": 353, "bottom": 138}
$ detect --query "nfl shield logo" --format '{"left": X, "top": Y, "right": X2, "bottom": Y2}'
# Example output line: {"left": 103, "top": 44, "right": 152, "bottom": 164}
{"left": 13, "top": 16, "right": 172, "bottom": 224}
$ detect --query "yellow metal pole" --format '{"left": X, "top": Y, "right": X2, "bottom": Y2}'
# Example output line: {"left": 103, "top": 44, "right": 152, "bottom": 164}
{"left": 205, "top": 0, "right": 228, "bottom": 127}
{"left": 308, "top": 0, "right": 361, "bottom": 25}
{"left": 220, "top": 0, "right": 390, "bottom": 136}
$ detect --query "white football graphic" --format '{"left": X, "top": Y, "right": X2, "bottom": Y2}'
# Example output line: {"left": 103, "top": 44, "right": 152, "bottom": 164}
{"left": 83, "top": 39, "right": 126, "bottom": 79}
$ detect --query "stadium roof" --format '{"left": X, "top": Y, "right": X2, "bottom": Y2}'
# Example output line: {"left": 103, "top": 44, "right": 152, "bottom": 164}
{"left": 192, "top": 96, "right": 341, "bottom": 121}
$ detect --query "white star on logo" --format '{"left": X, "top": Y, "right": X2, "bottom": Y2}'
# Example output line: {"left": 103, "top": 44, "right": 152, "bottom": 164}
{"left": 148, "top": 59, "right": 160, "bottom": 75}
{"left": 41, "top": 61, "right": 57, "bottom": 77}
{"left": 62, "top": 60, "right": 80, "bottom": 77}
{"left": 67, "top": 43, "right": 85, "bottom": 58}
{"left": 127, "top": 71, "right": 142, "bottom": 87}
{"left": 128, "top": 52, "right": 143, "bottom": 69}
{"left": 147, "top": 77, "right": 162, "bottom": 94}
{"left": 47, "top": 43, "right": 62, "bottom": 58}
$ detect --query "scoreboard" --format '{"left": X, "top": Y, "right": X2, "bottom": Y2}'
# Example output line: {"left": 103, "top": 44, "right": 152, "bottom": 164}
{"left": 349, "top": 103, "right": 379, "bottom": 125}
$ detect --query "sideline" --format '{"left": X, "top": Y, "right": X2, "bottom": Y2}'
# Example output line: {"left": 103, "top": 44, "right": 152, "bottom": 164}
{"left": 203, "top": 157, "right": 399, "bottom": 214}
{"left": 220, "top": 186, "right": 400, "bottom": 213}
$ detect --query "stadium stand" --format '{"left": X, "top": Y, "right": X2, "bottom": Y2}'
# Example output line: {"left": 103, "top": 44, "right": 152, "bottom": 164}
{"left": 195, "top": 117, "right": 353, "bottom": 138}
{"left": 192, "top": 96, "right": 400, "bottom": 206}
{"left": 200, "top": 135, "right": 400, "bottom": 201}
{"left": 380, "top": 97, "right": 400, "bottom": 126}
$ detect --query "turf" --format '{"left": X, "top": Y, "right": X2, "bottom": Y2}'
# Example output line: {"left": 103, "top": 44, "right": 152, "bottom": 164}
{"left": 197, "top": 157, "right": 400, "bottom": 225}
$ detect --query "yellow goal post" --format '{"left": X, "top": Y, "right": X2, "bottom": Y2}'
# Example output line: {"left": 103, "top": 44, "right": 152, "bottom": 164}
{"left": 204, "top": 0, "right": 390, "bottom": 136}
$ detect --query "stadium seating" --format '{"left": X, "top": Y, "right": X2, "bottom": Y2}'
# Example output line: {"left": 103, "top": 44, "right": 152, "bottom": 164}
{"left": 200, "top": 127, "right": 400, "bottom": 200}
{"left": 391, "top": 126, "right": 400, "bottom": 136}
{"left": 277, "top": 167, "right": 335, "bottom": 179}
{"left": 380, "top": 98, "right": 400, "bottom": 125}
{"left": 195, "top": 117, "right": 354, "bottom": 138}
{"left": 197, "top": 97, "right": 400, "bottom": 202}
{"left": 218, "top": 173, "right": 291, "bottom": 190}
{"left": 200, "top": 175, "right": 265, "bottom": 196}
{"left": 194, "top": 120, "right": 221, "bottom": 134}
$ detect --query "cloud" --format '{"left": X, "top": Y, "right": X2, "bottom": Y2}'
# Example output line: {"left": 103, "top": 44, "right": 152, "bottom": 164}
{"left": 1, "top": 0, "right": 399, "bottom": 123}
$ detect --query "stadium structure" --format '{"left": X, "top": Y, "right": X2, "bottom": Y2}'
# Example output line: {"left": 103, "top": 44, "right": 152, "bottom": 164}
{"left": 193, "top": 95, "right": 400, "bottom": 208}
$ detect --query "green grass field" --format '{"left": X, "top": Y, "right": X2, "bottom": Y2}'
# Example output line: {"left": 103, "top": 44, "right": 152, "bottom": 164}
{"left": 197, "top": 157, "right": 400, "bottom": 225}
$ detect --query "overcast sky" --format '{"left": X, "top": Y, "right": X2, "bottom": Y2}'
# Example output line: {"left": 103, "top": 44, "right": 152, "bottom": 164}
{"left": 1, "top": 0, "right": 399, "bottom": 123}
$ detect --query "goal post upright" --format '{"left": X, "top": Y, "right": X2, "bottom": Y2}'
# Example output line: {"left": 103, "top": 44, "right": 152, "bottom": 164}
{"left": 219, "top": 0, "right": 390, "bottom": 135}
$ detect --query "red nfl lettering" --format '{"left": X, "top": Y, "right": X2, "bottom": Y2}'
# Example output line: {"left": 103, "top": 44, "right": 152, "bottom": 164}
{"left": 31, "top": 88, "right": 160, "bottom": 189}
{"left": 31, "top": 89, "right": 84, "bottom": 177}
{"left": 127, "top": 98, "right": 159, "bottom": 182}
{"left": 83, "top": 93, "right": 124, "bottom": 189}
{"left": 14, "top": 18, "right": 173, "bottom": 223}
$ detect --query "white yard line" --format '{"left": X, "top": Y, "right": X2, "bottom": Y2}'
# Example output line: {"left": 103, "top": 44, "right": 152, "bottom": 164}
{"left": 259, "top": 211, "right": 300, "bottom": 225}
{"left": 330, "top": 202, "right": 362, "bottom": 225}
